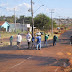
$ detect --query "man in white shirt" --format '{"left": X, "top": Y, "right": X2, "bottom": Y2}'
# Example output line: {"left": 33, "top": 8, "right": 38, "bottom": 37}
{"left": 17, "top": 33, "right": 22, "bottom": 49}
{"left": 26, "top": 32, "right": 32, "bottom": 49}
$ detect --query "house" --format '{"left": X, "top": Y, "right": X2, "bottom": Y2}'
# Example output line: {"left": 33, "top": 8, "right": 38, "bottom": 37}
{"left": 0, "top": 21, "right": 10, "bottom": 32}
{"left": 9, "top": 23, "right": 30, "bottom": 32}
{"left": 9, "top": 23, "right": 21, "bottom": 32}
{"left": 21, "top": 24, "right": 36, "bottom": 32}
{"left": 9, "top": 23, "right": 35, "bottom": 32}
{"left": 0, "top": 21, "right": 36, "bottom": 32}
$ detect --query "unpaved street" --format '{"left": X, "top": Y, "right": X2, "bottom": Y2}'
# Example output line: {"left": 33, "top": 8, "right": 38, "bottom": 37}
{"left": 0, "top": 29, "right": 72, "bottom": 72}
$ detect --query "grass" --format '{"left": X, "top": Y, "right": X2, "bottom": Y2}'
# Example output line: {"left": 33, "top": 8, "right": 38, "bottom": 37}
{"left": 0, "top": 30, "right": 27, "bottom": 39}
{"left": 0, "top": 32, "right": 17, "bottom": 39}
{"left": 0, "top": 27, "right": 71, "bottom": 47}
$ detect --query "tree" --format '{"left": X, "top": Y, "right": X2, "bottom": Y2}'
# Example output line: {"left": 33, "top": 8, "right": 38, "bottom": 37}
{"left": 16, "top": 16, "right": 32, "bottom": 24}
{"left": 34, "top": 13, "right": 57, "bottom": 31}
{"left": 0, "top": 15, "right": 15, "bottom": 23}
{"left": 34, "top": 13, "right": 51, "bottom": 31}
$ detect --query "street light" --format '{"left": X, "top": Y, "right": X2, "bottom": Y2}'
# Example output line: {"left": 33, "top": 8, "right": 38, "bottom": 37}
{"left": 33, "top": 5, "right": 44, "bottom": 14}
{"left": 30, "top": 0, "right": 44, "bottom": 38}
{"left": 30, "top": 0, "right": 44, "bottom": 48}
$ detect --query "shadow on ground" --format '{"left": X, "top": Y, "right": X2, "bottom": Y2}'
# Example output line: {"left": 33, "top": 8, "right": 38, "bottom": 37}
{"left": 0, "top": 42, "right": 53, "bottom": 50}
{"left": 0, "top": 54, "right": 70, "bottom": 67}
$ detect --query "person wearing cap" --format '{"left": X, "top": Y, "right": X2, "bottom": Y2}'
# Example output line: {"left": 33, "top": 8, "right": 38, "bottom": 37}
{"left": 26, "top": 32, "right": 32, "bottom": 49}
{"left": 36, "top": 32, "right": 41, "bottom": 50}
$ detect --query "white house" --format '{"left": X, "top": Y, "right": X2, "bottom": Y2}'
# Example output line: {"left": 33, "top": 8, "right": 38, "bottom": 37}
{"left": 9, "top": 23, "right": 35, "bottom": 32}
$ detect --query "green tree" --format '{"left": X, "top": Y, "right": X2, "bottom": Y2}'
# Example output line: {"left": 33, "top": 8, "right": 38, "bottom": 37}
{"left": 34, "top": 13, "right": 52, "bottom": 31}
{"left": 16, "top": 16, "right": 32, "bottom": 24}
{"left": 0, "top": 15, "right": 15, "bottom": 23}
{"left": 34, "top": 13, "right": 57, "bottom": 31}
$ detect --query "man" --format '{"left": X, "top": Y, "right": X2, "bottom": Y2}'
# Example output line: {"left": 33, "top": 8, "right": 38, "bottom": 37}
{"left": 44, "top": 34, "right": 49, "bottom": 46}
{"left": 26, "top": 32, "right": 32, "bottom": 49}
{"left": 36, "top": 32, "right": 41, "bottom": 50}
{"left": 17, "top": 33, "right": 22, "bottom": 49}
{"left": 53, "top": 35, "right": 58, "bottom": 46}
{"left": 32, "top": 36, "right": 35, "bottom": 49}
{"left": 9, "top": 36, "right": 13, "bottom": 46}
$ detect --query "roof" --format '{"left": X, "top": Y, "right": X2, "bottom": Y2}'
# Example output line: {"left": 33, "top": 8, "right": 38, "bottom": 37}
{"left": 0, "top": 21, "right": 5, "bottom": 26}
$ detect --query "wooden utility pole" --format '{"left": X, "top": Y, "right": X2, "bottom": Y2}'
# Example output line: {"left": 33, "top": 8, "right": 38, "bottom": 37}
{"left": 14, "top": 8, "right": 16, "bottom": 32}
{"left": 31, "top": 0, "right": 34, "bottom": 38}
{"left": 50, "top": 9, "right": 54, "bottom": 36}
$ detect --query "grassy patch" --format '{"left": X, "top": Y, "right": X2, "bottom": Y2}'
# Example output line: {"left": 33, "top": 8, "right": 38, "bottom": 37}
{"left": 0, "top": 32, "right": 17, "bottom": 39}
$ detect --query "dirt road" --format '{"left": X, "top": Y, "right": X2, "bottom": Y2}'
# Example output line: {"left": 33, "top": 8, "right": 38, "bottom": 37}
{"left": 0, "top": 29, "right": 72, "bottom": 72}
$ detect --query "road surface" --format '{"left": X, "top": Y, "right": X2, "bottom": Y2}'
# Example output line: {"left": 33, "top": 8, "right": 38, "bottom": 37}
{"left": 0, "top": 28, "right": 72, "bottom": 72}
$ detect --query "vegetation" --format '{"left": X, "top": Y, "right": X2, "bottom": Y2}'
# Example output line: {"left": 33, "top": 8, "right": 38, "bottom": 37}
{"left": 34, "top": 13, "right": 57, "bottom": 31}
{"left": 0, "top": 14, "right": 57, "bottom": 32}
{"left": 16, "top": 16, "right": 32, "bottom": 24}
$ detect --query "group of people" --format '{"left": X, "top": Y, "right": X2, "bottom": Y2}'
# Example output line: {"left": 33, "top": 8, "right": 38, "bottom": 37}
{"left": 9, "top": 32, "right": 72, "bottom": 50}
{"left": 9, "top": 32, "right": 59, "bottom": 50}
{"left": 26, "top": 32, "right": 59, "bottom": 50}
{"left": 26, "top": 32, "right": 41, "bottom": 50}
{"left": 9, "top": 33, "right": 22, "bottom": 49}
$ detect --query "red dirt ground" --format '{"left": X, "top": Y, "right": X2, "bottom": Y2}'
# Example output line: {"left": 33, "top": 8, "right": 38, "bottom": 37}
{"left": 0, "top": 28, "right": 72, "bottom": 72}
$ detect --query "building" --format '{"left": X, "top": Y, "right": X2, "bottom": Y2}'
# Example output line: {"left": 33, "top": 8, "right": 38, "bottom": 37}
{"left": 0, "top": 21, "right": 10, "bottom": 32}
{"left": 9, "top": 23, "right": 31, "bottom": 32}
{"left": 0, "top": 21, "right": 36, "bottom": 32}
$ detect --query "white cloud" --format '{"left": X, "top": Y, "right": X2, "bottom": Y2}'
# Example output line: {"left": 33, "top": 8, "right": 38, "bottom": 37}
{"left": 18, "top": 3, "right": 31, "bottom": 8}
{"left": 5, "top": 2, "right": 30, "bottom": 12}
{"left": 0, "top": 3, "right": 8, "bottom": 7}
{"left": 13, "top": 3, "right": 31, "bottom": 11}
{"left": 23, "top": 3, "right": 30, "bottom": 8}
{"left": 6, "top": 7, "right": 20, "bottom": 12}
{"left": 6, "top": 7, "right": 14, "bottom": 11}
{"left": 18, "top": 4, "right": 23, "bottom": 7}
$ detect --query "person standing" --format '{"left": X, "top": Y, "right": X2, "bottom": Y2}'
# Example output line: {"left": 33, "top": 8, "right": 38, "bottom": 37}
{"left": 53, "top": 35, "right": 58, "bottom": 46}
{"left": 17, "top": 33, "right": 22, "bottom": 49}
{"left": 32, "top": 36, "right": 35, "bottom": 49}
{"left": 44, "top": 34, "right": 49, "bottom": 46}
{"left": 26, "top": 32, "right": 32, "bottom": 49}
{"left": 9, "top": 36, "right": 13, "bottom": 46}
{"left": 36, "top": 32, "right": 41, "bottom": 50}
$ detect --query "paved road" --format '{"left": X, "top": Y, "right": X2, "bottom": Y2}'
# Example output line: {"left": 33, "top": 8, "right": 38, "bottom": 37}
{"left": 0, "top": 28, "right": 72, "bottom": 72}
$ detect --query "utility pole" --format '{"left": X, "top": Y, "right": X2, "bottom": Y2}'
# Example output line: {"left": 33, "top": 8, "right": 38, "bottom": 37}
{"left": 23, "top": 15, "right": 25, "bottom": 32}
{"left": 59, "top": 16, "right": 60, "bottom": 27}
{"left": 14, "top": 8, "right": 16, "bottom": 32}
{"left": 50, "top": 9, "right": 54, "bottom": 36}
{"left": 31, "top": 0, "right": 34, "bottom": 38}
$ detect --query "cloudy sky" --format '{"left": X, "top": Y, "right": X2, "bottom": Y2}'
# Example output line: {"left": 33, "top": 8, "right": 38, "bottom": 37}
{"left": 0, "top": 0, "right": 72, "bottom": 18}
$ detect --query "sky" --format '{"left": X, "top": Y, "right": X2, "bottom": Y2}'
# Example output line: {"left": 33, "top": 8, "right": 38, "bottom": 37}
{"left": 0, "top": 0, "right": 72, "bottom": 18}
